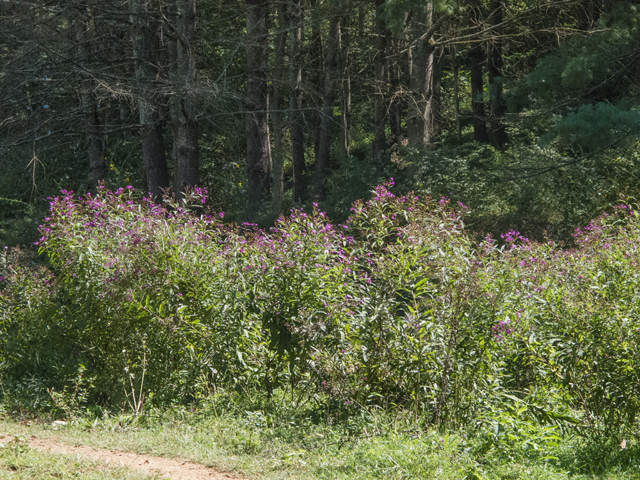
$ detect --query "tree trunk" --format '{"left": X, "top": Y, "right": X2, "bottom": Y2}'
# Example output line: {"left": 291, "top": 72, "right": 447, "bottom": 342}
{"left": 388, "top": 35, "right": 403, "bottom": 150}
{"left": 131, "top": 0, "right": 170, "bottom": 201}
{"left": 271, "top": 1, "right": 287, "bottom": 217}
{"left": 488, "top": 0, "right": 509, "bottom": 149}
{"left": 452, "top": 47, "right": 462, "bottom": 144}
{"left": 373, "top": 0, "right": 386, "bottom": 161}
{"left": 173, "top": 0, "right": 200, "bottom": 197}
{"left": 388, "top": 10, "right": 409, "bottom": 150}
{"left": 315, "top": 7, "right": 340, "bottom": 201}
{"left": 246, "top": 0, "right": 271, "bottom": 219}
{"left": 424, "top": 41, "right": 442, "bottom": 144}
{"left": 407, "top": 9, "right": 425, "bottom": 148}
{"left": 82, "top": 94, "right": 107, "bottom": 186}
{"left": 469, "top": 0, "right": 488, "bottom": 143}
{"left": 340, "top": 8, "right": 351, "bottom": 157}
{"left": 77, "top": 5, "right": 107, "bottom": 187}
{"left": 309, "top": 0, "right": 324, "bottom": 171}
{"left": 407, "top": 4, "right": 440, "bottom": 148}
{"left": 289, "top": 0, "right": 305, "bottom": 204}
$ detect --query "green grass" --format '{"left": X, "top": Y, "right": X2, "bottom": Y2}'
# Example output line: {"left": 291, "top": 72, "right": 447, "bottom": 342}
{"left": 1, "top": 407, "right": 639, "bottom": 479}
{"left": 0, "top": 434, "right": 153, "bottom": 479}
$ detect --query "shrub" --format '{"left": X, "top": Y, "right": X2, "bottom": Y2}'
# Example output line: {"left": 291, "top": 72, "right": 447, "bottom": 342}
{"left": 1, "top": 183, "right": 639, "bottom": 437}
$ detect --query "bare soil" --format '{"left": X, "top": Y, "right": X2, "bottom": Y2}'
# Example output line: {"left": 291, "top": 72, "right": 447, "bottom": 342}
{"left": 1, "top": 434, "right": 243, "bottom": 480}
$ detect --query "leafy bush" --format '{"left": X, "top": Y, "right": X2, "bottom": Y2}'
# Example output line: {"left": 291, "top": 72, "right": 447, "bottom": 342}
{"left": 1, "top": 182, "right": 640, "bottom": 438}
{"left": 400, "top": 141, "right": 640, "bottom": 243}
{"left": 0, "top": 198, "right": 40, "bottom": 247}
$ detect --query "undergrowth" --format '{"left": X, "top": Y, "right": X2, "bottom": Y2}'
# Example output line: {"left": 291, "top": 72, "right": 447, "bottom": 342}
{"left": 1, "top": 181, "right": 639, "bottom": 449}
{"left": 2, "top": 399, "right": 640, "bottom": 479}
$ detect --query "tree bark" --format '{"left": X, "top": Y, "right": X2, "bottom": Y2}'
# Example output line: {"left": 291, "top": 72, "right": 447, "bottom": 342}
{"left": 82, "top": 92, "right": 107, "bottom": 186}
{"left": 309, "top": 0, "right": 324, "bottom": 171}
{"left": 407, "top": 9, "right": 426, "bottom": 148}
{"left": 469, "top": 0, "right": 489, "bottom": 143}
{"left": 424, "top": 40, "right": 442, "bottom": 144}
{"left": 488, "top": 0, "right": 509, "bottom": 149}
{"left": 388, "top": 10, "right": 409, "bottom": 150}
{"left": 131, "top": 0, "right": 170, "bottom": 201}
{"left": 315, "top": 7, "right": 340, "bottom": 201}
{"left": 388, "top": 34, "right": 403, "bottom": 150}
{"left": 340, "top": 7, "right": 351, "bottom": 157}
{"left": 289, "top": 0, "right": 305, "bottom": 204}
{"left": 172, "top": 0, "right": 200, "bottom": 197}
{"left": 407, "top": 4, "right": 441, "bottom": 148}
{"left": 246, "top": 0, "right": 271, "bottom": 219}
{"left": 271, "top": 1, "right": 287, "bottom": 217}
{"left": 452, "top": 47, "right": 462, "bottom": 144}
{"left": 76, "top": 5, "right": 107, "bottom": 187}
{"left": 373, "top": 0, "right": 386, "bottom": 161}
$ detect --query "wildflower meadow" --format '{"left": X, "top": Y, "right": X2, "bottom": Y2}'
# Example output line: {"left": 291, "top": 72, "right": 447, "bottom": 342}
{"left": 1, "top": 182, "right": 640, "bottom": 463}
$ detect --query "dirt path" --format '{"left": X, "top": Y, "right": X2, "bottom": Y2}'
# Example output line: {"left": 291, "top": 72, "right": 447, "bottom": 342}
{"left": 4, "top": 434, "right": 242, "bottom": 480}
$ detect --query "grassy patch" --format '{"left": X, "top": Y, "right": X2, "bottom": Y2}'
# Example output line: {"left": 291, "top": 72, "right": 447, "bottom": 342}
{"left": 1, "top": 409, "right": 639, "bottom": 479}
{"left": 0, "top": 434, "right": 153, "bottom": 479}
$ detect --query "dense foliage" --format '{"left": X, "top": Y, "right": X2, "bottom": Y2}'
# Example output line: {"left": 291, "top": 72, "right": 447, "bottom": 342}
{"left": 3, "top": 1, "right": 640, "bottom": 245}
{"left": 3, "top": 3, "right": 640, "bottom": 472}
{"left": 2, "top": 183, "right": 639, "bottom": 442}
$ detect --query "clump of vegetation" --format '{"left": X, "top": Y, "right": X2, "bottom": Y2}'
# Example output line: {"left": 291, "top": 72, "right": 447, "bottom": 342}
{"left": 1, "top": 183, "right": 639, "bottom": 446}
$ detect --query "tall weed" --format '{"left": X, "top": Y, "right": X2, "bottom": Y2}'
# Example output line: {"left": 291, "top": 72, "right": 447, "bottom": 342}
{"left": 1, "top": 183, "right": 639, "bottom": 437}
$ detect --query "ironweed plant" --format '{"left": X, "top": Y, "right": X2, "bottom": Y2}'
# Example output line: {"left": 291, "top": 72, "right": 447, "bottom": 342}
{"left": 1, "top": 183, "right": 639, "bottom": 437}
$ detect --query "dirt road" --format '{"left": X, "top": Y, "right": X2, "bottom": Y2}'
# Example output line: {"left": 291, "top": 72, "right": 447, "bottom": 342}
{"left": 2, "top": 434, "right": 243, "bottom": 480}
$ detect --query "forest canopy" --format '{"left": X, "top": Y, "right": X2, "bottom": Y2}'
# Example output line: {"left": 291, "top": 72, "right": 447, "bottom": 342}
{"left": 1, "top": 0, "right": 640, "bottom": 242}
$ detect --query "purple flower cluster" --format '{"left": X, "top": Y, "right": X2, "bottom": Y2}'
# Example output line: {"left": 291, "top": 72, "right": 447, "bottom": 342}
{"left": 24, "top": 182, "right": 640, "bottom": 407}
{"left": 491, "top": 317, "right": 518, "bottom": 342}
